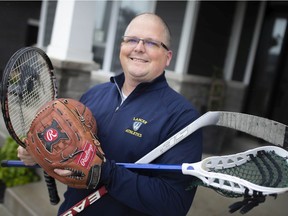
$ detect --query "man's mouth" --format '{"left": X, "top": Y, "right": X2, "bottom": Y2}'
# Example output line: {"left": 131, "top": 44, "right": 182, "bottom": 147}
{"left": 130, "top": 57, "right": 148, "bottom": 63}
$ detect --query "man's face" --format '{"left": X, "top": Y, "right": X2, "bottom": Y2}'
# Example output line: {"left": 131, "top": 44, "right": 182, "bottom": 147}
{"left": 119, "top": 15, "right": 172, "bottom": 84}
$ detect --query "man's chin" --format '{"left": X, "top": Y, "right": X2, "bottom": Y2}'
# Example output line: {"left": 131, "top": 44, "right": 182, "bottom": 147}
{"left": 127, "top": 71, "right": 149, "bottom": 80}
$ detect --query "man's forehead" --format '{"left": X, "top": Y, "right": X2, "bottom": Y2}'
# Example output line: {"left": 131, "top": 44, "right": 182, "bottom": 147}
{"left": 130, "top": 14, "right": 161, "bottom": 26}
{"left": 125, "top": 16, "right": 164, "bottom": 35}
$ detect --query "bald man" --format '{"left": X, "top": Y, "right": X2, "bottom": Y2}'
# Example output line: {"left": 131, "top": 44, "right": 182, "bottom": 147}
{"left": 18, "top": 13, "right": 202, "bottom": 216}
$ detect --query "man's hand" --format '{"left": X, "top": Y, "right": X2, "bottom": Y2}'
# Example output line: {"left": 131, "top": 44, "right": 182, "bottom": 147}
{"left": 54, "top": 168, "right": 72, "bottom": 176}
{"left": 17, "top": 146, "right": 37, "bottom": 166}
{"left": 18, "top": 145, "right": 72, "bottom": 176}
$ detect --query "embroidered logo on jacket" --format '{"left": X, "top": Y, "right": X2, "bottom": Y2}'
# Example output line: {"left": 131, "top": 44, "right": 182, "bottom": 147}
{"left": 133, "top": 122, "right": 142, "bottom": 131}
{"left": 125, "top": 117, "right": 148, "bottom": 138}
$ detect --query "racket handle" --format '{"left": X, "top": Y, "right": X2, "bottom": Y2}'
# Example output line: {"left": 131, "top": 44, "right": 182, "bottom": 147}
{"left": 43, "top": 171, "right": 60, "bottom": 205}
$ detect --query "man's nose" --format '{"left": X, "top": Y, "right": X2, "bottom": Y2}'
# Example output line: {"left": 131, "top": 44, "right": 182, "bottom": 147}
{"left": 134, "top": 39, "right": 146, "bottom": 51}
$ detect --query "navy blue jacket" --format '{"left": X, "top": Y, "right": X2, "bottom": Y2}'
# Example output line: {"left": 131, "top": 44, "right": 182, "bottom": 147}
{"left": 58, "top": 72, "right": 202, "bottom": 216}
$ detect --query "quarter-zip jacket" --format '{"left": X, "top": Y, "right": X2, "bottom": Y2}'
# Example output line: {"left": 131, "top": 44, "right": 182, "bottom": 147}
{"left": 58, "top": 72, "right": 202, "bottom": 216}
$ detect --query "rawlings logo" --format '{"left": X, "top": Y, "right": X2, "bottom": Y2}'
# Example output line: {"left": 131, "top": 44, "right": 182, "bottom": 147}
{"left": 76, "top": 142, "right": 95, "bottom": 168}
{"left": 38, "top": 119, "right": 69, "bottom": 153}
{"left": 44, "top": 128, "right": 58, "bottom": 142}
{"left": 80, "top": 145, "right": 94, "bottom": 166}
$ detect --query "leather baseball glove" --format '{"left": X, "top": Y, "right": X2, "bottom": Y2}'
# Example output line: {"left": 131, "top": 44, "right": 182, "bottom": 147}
{"left": 25, "top": 98, "right": 105, "bottom": 189}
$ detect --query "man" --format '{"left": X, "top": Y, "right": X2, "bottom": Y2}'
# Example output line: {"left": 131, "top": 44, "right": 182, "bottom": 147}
{"left": 18, "top": 13, "right": 202, "bottom": 215}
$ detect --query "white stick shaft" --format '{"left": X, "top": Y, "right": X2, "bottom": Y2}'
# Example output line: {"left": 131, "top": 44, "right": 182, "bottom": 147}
{"left": 136, "top": 112, "right": 220, "bottom": 163}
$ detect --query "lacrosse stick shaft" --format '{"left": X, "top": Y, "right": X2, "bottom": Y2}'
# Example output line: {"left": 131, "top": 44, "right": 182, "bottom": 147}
{"left": 5, "top": 145, "right": 288, "bottom": 196}
{"left": 1, "top": 160, "right": 182, "bottom": 171}
{"left": 136, "top": 111, "right": 219, "bottom": 163}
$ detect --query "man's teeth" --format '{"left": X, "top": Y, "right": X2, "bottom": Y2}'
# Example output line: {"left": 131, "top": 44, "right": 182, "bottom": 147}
{"left": 132, "top": 58, "right": 146, "bottom": 62}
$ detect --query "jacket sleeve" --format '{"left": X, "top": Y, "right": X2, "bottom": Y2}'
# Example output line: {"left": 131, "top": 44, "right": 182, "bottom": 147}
{"left": 100, "top": 123, "right": 202, "bottom": 216}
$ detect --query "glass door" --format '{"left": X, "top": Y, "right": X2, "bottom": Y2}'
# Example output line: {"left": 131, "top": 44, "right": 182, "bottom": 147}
{"left": 244, "top": 4, "right": 288, "bottom": 123}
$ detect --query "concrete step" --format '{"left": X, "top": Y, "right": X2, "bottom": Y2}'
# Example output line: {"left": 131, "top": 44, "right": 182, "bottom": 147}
{"left": 188, "top": 185, "right": 288, "bottom": 216}
{"left": 3, "top": 176, "right": 66, "bottom": 216}
{"left": 0, "top": 203, "right": 14, "bottom": 216}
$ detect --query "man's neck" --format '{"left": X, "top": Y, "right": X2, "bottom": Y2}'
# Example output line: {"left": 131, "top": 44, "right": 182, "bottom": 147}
{"left": 122, "top": 81, "right": 136, "bottom": 96}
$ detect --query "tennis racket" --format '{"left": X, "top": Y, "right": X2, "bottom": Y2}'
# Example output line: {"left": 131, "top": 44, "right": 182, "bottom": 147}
{"left": 1, "top": 46, "right": 60, "bottom": 205}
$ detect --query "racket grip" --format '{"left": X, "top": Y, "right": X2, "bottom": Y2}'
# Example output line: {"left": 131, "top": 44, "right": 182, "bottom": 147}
{"left": 43, "top": 171, "right": 60, "bottom": 205}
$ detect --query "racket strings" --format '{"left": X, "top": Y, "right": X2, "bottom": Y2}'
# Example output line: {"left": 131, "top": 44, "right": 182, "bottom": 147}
{"left": 7, "top": 50, "right": 54, "bottom": 138}
{"left": 260, "top": 151, "right": 281, "bottom": 187}
{"left": 267, "top": 151, "right": 288, "bottom": 187}
{"left": 249, "top": 153, "right": 268, "bottom": 186}
{"left": 214, "top": 151, "right": 288, "bottom": 187}
{"left": 207, "top": 150, "right": 288, "bottom": 197}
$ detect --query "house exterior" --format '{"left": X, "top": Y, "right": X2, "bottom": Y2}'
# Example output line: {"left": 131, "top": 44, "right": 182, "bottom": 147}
{"left": 1, "top": 0, "right": 288, "bottom": 152}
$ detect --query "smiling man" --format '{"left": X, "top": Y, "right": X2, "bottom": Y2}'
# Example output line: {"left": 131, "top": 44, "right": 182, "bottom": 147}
{"left": 120, "top": 13, "right": 172, "bottom": 94}
{"left": 18, "top": 13, "right": 203, "bottom": 216}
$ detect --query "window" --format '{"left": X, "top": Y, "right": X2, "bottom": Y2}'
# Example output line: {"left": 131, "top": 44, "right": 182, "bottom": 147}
{"left": 155, "top": 1, "right": 187, "bottom": 71}
{"left": 93, "top": 1, "right": 188, "bottom": 74}
{"left": 110, "top": 1, "right": 155, "bottom": 73}
{"left": 188, "top": 2, "right": 236, "bottom": 77}
{"left": 92, "top": 1, "right": 113, "bottom": 68}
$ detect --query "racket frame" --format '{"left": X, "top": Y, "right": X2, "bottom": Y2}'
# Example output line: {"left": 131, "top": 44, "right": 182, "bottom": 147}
{"left": 1, "top": 47, "right": 57, "bottom": 147}
{"left": 1, "top": 46, "right": 59, "bottom": 204}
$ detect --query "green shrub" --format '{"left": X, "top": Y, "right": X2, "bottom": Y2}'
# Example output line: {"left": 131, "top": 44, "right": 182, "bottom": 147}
{"left": 0, "top": 137, "right": 40, "bottom": 187}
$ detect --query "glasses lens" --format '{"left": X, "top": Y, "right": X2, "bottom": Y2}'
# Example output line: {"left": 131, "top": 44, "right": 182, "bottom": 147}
{"left": 123, "top": 37, "right": 138, "bottom": 45}
{"left": 144, "top": 40, "right": 160, "bottom": 49}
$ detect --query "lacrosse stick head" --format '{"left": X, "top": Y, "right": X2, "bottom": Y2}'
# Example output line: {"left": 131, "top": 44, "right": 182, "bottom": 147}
{"left": 183, "top": 146, "right": 288, "bottom": 197}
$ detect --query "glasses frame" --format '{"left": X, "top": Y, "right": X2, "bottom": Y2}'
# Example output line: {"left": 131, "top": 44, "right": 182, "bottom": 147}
{"left": 122, "top": 36, "right": 169, "bottom": 51}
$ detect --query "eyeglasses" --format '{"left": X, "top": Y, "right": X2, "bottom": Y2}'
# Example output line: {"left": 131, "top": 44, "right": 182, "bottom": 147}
{"left": 122, "top": 36, "right": 169, "bottom": 51}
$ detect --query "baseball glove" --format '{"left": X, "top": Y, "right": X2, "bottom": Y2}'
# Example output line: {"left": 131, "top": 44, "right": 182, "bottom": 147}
{"left": 25, "top": 98, "right": 105, "bottom": 189}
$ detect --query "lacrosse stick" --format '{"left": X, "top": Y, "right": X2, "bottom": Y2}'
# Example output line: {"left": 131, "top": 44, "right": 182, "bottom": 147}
{"left": 3, "top": 145, "right": 288, "bottom": 196}
{"left": 3, "top": 145, "right": 288, "bottom": 214}
{"left": 3, "top": 111, "right": 288, "bottom": 215}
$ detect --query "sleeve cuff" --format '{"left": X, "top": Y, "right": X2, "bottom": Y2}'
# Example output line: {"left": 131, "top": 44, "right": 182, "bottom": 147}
{"left": 99, "top": 159, "right": 115, "bottom": 187}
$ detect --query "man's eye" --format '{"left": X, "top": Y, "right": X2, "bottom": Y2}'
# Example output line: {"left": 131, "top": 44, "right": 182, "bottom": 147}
{"left": 127, "top": 38, "right": 139, "bottom": 44}
{"left": 145, "top": 40, "right": 160, "bottom": 48}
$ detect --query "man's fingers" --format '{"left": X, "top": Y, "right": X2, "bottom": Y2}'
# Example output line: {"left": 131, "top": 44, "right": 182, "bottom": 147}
{"left": 54, "top": 169, "right": 73, "bottom": 176}
{"left": 17, "top": 146, "right": 37, "bottom": 166}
